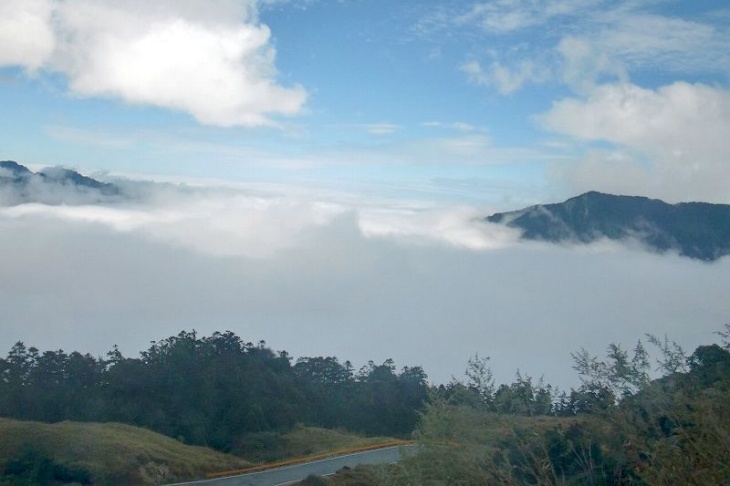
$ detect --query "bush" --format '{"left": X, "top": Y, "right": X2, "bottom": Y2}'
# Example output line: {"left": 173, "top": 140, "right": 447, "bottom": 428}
{"left": 1, "top": 448, "right": 91, "bottom": 485}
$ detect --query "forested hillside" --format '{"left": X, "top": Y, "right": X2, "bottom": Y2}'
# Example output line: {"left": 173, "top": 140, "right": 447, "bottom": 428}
{"left": 0, "top": 331, "right": 428, "bottom": 453}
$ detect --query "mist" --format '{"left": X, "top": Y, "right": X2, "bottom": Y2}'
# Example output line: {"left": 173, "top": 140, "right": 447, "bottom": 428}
{"left": 1, "top": 180, "right": 727, "bottom": 390}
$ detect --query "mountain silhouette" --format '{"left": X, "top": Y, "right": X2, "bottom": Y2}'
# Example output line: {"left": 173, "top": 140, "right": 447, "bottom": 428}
{"left": 487, "top": 191, "right": 730, "bottom": 261}
{"left": 0, "top": 160, "right": 122, "bottom": 205}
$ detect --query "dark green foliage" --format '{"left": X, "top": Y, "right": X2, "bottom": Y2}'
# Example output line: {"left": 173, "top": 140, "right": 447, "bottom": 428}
{"left": 562, "top": 384, "right": 616, "bottom": 416}
{"left": 492, "top": 374, "right": 553, "bottom": 416}
{"left": 0, "top": 331, "right": 429, "bottom": 453}
{"left": 100, "top": 331, "right": 303, "bottom": 449}
{"left": 294, "top": 356, "right": 355, "bottom": 428}
{"left": 350, "top": 361, "right": 429, "bottom": 436}
{"left": 435, "top": 360, "right": 555, "bottom": 417}
{"left": 300, "top": 474, "right": 328, "bottom": 485}
{"left": 687, "top": 344, "right": 730, "bottom": 384}
{"left": 0, "top": 344, "right": 105, "bottom": 422}
{"left": 391, "top": 333, "right": 730, "bottom": 485}
{"left": 1, "top": 448, "right": 91, "bottom": 485}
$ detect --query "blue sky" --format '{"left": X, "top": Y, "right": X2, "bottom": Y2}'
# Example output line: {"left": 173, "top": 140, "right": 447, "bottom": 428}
{"left": 2, "top": 0, "right": 729, "bottom": 207}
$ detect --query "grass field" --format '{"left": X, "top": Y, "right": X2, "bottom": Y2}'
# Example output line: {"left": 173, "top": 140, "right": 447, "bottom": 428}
{"left": 0, "top": 418, "right": 249, "bottom": 485}
{"left": 234, "top": 424, "right": 399, "bottom": 464}
{"left": 0, "top": 418, "right": 402, "bottom": 484}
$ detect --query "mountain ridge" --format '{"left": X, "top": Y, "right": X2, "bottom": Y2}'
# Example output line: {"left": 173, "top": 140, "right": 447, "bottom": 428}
{"left": 487, "top": 191, "right": 730, "bottom": 261}
{"left": 0, "top": 160, "right": 122, "bottom": 205}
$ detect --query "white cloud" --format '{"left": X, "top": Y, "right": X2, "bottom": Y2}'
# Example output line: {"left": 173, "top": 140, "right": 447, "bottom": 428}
{"left": 558, "top": 12, "right": 729, "bottom": 90}
{"left": 557, "top": 36, "right": 626, "bottom": 93}
{"left": 44, "top": 125, "right": 134, "bottom": 149}
{"left": 360, "top": 123, "right": 400, "bottom": 136}
{"left": 461, "top": 0, "right": 592, "bottom": 34}
{"left": 421, "top": 121, "right": 480, "bottom": 132}
{"left": 547, "top": 149, "right": 653, "bottom": 200}
{"left": 2, "top": 192, "right": 344, "bottom": 258}
{"left": 420, "top": 134, "right": 493, "bottom": 158}
{"left": 538, "top": 82, "right": 730, "bottom": 203}
{"left": 539, "top": 82, "right": 730, "bottom": 151}
{"left": 0, "top": 0, "right": 55, "bottom": 70}
{"left": 0, "top": 0, "right": 306, "bottom": 126}
{"left": 595, "top": 11, "right": 727, "bottom": 73}
{"left": 0, "top": 181, "right": 517, "bottom": 257}
{"left": 259, "top": 0, "right": 319, "bottom": 8}
{"left": 455, "top": 1, "right": 730, "bottom": 95}
{"left": 358, "top": 206, "right": 520, "bottom": 250}
{"left": 462, "top": 58, "right": 548, "bottom": 95}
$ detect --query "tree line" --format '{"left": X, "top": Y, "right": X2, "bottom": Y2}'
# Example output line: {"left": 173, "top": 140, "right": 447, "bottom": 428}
{"left": 0, "top": 330, "right": 428, "bottom": 452}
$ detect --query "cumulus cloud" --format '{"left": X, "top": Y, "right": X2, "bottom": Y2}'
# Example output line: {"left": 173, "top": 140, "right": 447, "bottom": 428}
{"left": 0, "top": 179, "right": 727, "bottom": 389}
{"left": 0, "top": 0, "right": 55, "bottom": 70}
{"left": 539, "top": 83, "right": 730, "bottom": 153}
{"left": 538, "top": 82, "right": 730, "bottom": 203}
{"left": 0, "top": 0, "right": 306, "bottom": 126}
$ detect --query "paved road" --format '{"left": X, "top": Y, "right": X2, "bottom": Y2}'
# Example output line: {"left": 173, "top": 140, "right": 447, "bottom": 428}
{"left": 170, "top": 445, "right": 415, "bottom": 486}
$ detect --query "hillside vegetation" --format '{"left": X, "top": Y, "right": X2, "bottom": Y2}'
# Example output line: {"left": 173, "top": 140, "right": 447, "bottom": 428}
{"left": 2, "top": 327, "right": 729, "bottom": 484}
{"left": 319, "top": 330, "right": 730, "bottom": 485}
{"left": 0, "top": 418, "right": 248, "bottom": 485}
{"left": 0, "top": 331, "right": 428, "bottom": 454}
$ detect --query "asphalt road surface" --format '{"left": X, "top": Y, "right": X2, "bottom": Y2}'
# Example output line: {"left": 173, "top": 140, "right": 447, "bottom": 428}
{"left": 170, "top": 445, "right": 415, "bottom": 486}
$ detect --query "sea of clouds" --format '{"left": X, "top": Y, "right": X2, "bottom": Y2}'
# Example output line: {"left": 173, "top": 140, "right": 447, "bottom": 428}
{"left": 1, "top": 177, "right": 728, "bottom": 390}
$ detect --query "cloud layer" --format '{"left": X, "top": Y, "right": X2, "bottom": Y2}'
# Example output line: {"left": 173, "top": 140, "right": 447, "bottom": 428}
{"left": 1, "top": 180, "right": 517, "bottom": 258}
{"left": 0, "top": 0, "right": 306, "bottom": 126}
{"left": 0, "top": 179, "right": 727, "bottom": 389}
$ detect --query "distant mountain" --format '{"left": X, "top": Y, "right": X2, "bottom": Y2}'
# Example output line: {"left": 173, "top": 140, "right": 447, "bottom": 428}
{"left": 0, "top": 160, "right": 122, "bottom": 205}
{"left": 486, "top": 191, "right": 730, "bottom": 261}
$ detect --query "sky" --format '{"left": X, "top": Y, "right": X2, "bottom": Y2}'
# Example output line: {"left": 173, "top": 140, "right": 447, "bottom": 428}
{"left": 1, "top": 0, "right": 729, "bottom": 388}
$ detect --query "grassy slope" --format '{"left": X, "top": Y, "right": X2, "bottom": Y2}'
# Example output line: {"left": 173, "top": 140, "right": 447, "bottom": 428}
{"left": 235, "top": 425, "right": 398, "bottom": 464}
{"left": 0, "top": 419, "right": 400, "bottom": 484}
{"left": 0, "top": 418, "right": 249, "bottom": 485}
